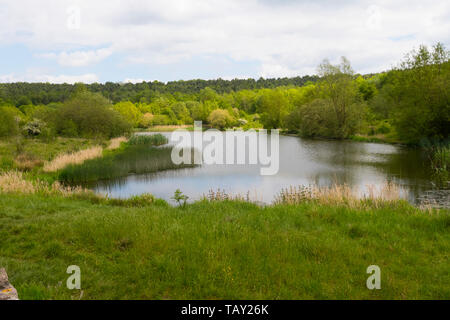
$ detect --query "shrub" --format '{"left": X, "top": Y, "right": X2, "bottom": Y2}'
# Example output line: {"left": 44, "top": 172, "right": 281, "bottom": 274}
{"left": 139, "top": 113, "right": 154, "bottom": 128}
{"left": 54, "top": 91, "right": 132, "bottom": 138}
{"left": 22, "top": 118, "right": 45, "bottom": 136}
{"left": 207, "top": 109, "right": 234, "bottom": 130}
{"left": 0, "top": 106, "right": 21, "bottom": 137}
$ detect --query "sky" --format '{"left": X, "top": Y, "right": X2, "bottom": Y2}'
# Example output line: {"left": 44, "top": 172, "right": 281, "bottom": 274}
{"left": 0, "top": 0, "right": 448, "bottom": 84}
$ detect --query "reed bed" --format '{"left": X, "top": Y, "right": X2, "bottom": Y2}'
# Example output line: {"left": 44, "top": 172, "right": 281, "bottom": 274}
{"left": 107, "top": 137, "right": 128, "bottom": 150}
{"left": 0, "top": 171, "right": 88, "bottom": 196}
{"left": 273, "top": 182, "right": 404, "bottom": 208}
{"left": 43, "top": 146, "right": 103, "bottom": 172}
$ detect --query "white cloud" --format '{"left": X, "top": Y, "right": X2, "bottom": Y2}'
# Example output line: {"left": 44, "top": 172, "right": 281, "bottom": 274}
{"left": 0, "top": 73, "right": 99, "bottom": 84}
{"left": 0, "top": 0, "right": 448, "bottom": 79}
{"left": 39, "top": 48, "right": 112, "bottom": 67}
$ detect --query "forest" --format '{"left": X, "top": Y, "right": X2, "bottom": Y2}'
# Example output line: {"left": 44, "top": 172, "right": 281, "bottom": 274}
{"left": 0, "top": 43, "right": 448, "bottom": 146}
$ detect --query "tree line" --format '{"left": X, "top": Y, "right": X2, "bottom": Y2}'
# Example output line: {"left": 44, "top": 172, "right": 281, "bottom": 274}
{"left": 0, "top": 75, "right": 319, "bottom": 106}
{"left": 0, "top": 43, "right": 448, "bottom": 145}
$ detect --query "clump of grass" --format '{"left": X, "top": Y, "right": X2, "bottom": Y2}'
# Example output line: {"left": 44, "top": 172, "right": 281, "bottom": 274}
{"left": 106, "top": 193, "right": 168, "bottom": 207}
{"left": 273, "top": 182, "right": 404, "bottom": 208}
{"left": 43, "top": 146, "right": 103, "bottom": 172}
{"left": 14, "top": 153, "right": 43, "bottom": 171}
{"left": 0, "top": 170, "right": 37, "bottom": 193}
{"left": 128, "top": 134, "right": 168, "bottom": 146}
{"left": 430, "top": 146, "right": 449, "bottom": 188}
{"left": 202, "top": 188, "right": 252, "bottom": 202}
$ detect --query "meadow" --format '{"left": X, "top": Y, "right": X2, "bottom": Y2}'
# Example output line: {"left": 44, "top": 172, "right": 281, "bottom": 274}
{"left": 0, "top": 192, "right": 448, "bottom": 300}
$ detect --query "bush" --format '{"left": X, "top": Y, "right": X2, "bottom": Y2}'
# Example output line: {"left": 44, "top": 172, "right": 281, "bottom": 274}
{"left": 22, "top": 118, "right": 45, "bottom": 136}
{"left": 54, "top": 91, "right": 132, "bottom": 138}
{"left": 0, "top": 106, "right": 21, "bottom": 137}
{"left": 139, "top": 113, "right": 154, "bottom": 128}
{"left": 152, "top": 114, "right": 171, "bottom": 125}
{"left": 207, "top": 109, "right": 234, "bottom": 130}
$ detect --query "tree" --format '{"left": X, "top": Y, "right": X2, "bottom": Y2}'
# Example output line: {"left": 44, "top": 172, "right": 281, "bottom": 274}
{"left": 0, "top": 106, "right": 21, "bottom": 137}
{"left": 171, "top": 102, "right": 192, "bottom": 124}
{"left": 113, "top": 101, "right": 142, "bottom": 127}
{"left": 55, "top": 91, "right": 131, "bottom": 138}
{"left": 317, "top": 57, "right": 360, "bottom": 138}
{"left": 384, "top": 43, "right": 450, "bottom": 143}
{"left": 191, "top": 101, "right": 215, "bottom": 122}
{"left": 256, "top": 89, "right": 290, "bottom": 129}
{"left": 207, "top": 109, "right": 234, "bottom": 130}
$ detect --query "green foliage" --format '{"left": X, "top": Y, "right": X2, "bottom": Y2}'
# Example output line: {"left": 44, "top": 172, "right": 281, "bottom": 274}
{"left": 171, "top": 102, "right": 192, "bottom": 123}
{"left": 191, "top": 101, "right": 215, "bottom": 122}
{"left": 0, "top": 106, "right": 21, "bottom": 137}
{"left": 54, "top": 91, "right": 131, "bottom": 138}
{"left": 317, "top": 57, "right": 361, "bottom": 138}
{"left": 429, "top": 145, "right": 449, "bottom": 188}
{"left": 256, "top": 89, "right": 290, "bottom": 129}
{"left": 22, "top": 118, "right": 45, "bottom": 136}
{"left": 171, "top": 189, "right": 189, "bottom": 207}
{"left": 128, "top": 134, "right": 168, "bottom": 146}
{"left": 107, "top": 193, "right": 168, "bottom": 208}
{"left": 375, "top": 121, "right": 392, "bottom": 135}
{"left": 380, "top": 43, "right": 450, "bottom": 144}
{"left": 113, "top": 101, "right": 142, "bottom": 127}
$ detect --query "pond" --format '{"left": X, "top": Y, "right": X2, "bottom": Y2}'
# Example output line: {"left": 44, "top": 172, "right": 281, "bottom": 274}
{"left": 87, "top": 132, "right": 444, "bottom": 206}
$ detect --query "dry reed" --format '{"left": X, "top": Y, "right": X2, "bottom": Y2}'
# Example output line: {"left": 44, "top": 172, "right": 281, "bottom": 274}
{"left": 273, "top": 182, "right": 404, "bottom": 208}
{"left": 0, "top": 171, "right": 90, "bottom": 196}
{"left": 107, "top": 137, "right": 127, "bottom": 150}
{"left": 43, "top": 146, "right": 103, "bottom": 172}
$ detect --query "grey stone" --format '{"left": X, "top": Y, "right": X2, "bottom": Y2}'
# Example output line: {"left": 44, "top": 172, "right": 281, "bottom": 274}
{"left": 0, "top": 268, "right": 19, "bottom": 300}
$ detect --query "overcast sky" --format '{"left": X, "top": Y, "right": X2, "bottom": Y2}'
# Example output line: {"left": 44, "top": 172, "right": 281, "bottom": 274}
{"left": 0, "top": 0, "right": 448, "bottom": 83}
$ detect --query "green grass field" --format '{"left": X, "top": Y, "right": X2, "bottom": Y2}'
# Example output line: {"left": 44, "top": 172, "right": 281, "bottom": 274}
{"left": 0, "top": 193, "right": 448, "bottom": 300}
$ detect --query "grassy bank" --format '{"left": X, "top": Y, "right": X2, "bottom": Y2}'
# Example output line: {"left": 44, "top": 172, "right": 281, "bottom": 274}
{"left": 0, "top": 193, "right": 448, "bottom": 300}
{"left": 0, "top": 137, "right": 104, "bottom": 171}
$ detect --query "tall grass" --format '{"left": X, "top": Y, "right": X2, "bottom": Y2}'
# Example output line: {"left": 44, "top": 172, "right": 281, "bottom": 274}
{"left": 0, "top": 193, "right": 448, "bottom": 299}
{"left": 0, "top": 171, "right": 88, "bottom": 196}
{"left": 430, "top": 146, "right": 449, "bottom": 188}
{"left": 43, "top": 146, "right": 103, "bottom": 172}
{"left": 273, "top": 182, "right": 403, "bottom": 208}
{"left": 107, "top": 137, "right": 127, "bottom": 150}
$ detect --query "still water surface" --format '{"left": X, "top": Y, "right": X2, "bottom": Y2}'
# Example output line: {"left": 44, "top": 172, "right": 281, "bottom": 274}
{"left": 89, "top": 132, "right": 435, "bottom": 205}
